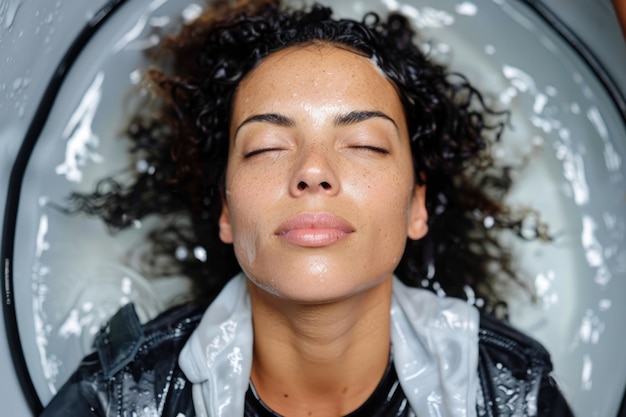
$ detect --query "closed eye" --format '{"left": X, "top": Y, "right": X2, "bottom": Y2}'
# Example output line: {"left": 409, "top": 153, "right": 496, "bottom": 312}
{"left": 351, "top": 145, "right": 390, "bottom": 154}
{"left": 243, "top": 147, "right": 286, "bottom": 158}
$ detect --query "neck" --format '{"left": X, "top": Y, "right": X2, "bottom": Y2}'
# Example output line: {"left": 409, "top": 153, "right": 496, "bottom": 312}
{"left": 248, "top": 277, "right": 393, "bottom": 417}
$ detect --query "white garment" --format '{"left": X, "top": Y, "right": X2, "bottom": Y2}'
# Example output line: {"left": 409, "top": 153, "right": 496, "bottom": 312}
{"left": 178, "top": 274, "right": 479, "bottom": 417}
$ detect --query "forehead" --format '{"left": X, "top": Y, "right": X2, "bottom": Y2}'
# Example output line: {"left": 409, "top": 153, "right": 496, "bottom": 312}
{"left": 250, "top": 43, "right": 380, "bottom": 77}
{"left": 243, "top": 43, "right": 387, "bottom": 86}
{"left": 232, "top": 44, "right": 402, "bottom": 119}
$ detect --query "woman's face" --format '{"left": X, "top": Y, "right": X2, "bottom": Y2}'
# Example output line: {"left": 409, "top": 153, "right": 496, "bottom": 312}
{"left": 219, "top": 44, "right": 428, "bottom": 303}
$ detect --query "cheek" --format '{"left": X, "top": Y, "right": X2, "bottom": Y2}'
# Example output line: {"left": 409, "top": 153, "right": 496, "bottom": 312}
{"left": 225, "top": 174, "right": 280, "bottom": 267}
{"left": 368, "top": 169, "right": 416, "bottom": 242}
{"left": 225, "top": 179, "right": 257, "bottom": 262}
{"left": 226, "top": 202, "right": 255, "bottom": 264}
{"left": 365, "top": 169, "right": 413, "bottom": 213}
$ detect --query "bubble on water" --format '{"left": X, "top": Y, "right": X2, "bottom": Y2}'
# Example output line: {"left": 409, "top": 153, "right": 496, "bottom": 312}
{"left": 12, "top": 77, "right": 23, "bottom": 90}
{"left": 598, "top": 299, "right": 612, "bottom": 311}
{"left": 149, "top": 15, "right": 170, "bottom": 28}
{"left": 382, "top": 0, "right": 454, "bottom": 28}
{"left": 455, "top": 2, "right": 477, "bottom": 16}
{"left": 182, "top": 3, "right": 203, "bottom": 22}
{"left": 483, "top": 216, "right": 495, "bottom": 229}
{"left": 193, "top": 246, "right": 207, "bottom": 262}
{"left": 581, "top": 354, "right": 593, "bottom": 390}
{"left": 121, "top": 277, "right": 132, "bottom": 295}
{"left": 175, "top": 246, "right": 188, "bottom": 260}
{"left": 531, "top": 135, "right": 544, "bottom": 148}
{"left": 136, "top": 159, "right": 149, "bottom": 173}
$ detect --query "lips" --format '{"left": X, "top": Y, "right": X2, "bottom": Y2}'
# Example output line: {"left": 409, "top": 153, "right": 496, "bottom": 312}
{"left": 275, "top": 212, "right": 355, "bottom": 247}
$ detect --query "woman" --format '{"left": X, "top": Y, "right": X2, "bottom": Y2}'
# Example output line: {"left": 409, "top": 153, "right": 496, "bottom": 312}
{"left": 42, "top": 0, "right": 573, "bottom": 415}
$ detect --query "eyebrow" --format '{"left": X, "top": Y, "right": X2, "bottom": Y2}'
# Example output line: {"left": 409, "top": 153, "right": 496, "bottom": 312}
{"left": 233, "top": 110, "right": 398, "bottom": 138}
{"left": 234, "top": 113, "right": 295, "bottom": 138}
{"left": 333, "top": 110, "right": 398, "bottom": 130}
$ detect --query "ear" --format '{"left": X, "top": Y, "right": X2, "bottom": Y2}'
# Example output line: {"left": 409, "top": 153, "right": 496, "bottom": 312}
{"left": 218, "top": 200, "right": 233, "bottom": 244}
{"left": 407, "top": 184, "right": 428, "bottom": 240}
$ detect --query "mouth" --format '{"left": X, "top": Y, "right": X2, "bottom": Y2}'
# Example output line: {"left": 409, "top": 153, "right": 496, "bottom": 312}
{"left": 275, "top": 212, "right": 355, "bottom": 247}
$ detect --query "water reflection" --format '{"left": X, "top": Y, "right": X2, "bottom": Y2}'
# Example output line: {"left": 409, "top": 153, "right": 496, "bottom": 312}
{"left": 55, "top": 72, "right": 104, "bottom": 183}
{"left": 0, "top": 0, "right": 23, "bottom": 29}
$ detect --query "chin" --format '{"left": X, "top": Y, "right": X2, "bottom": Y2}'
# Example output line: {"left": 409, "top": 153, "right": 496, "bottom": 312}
{"left": 246, "top": 271, "right": 392, "bottom": 305}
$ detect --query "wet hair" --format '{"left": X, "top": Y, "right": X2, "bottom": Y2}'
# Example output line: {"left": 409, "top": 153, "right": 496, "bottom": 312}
{"left": 67, "top": 0, "right": 548, "bottom": 316}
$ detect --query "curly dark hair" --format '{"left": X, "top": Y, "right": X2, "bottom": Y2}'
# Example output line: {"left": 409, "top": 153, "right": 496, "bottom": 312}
{"left": 66, "top": 0, "right": 548, "bottom": 316}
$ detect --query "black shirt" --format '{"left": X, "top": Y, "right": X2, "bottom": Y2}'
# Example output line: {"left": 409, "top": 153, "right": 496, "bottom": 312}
{"left": 244, "top": 360, "right": 413, "bottom": 417}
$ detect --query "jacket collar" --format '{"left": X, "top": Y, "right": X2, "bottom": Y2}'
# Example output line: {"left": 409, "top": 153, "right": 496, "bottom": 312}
{"left": 178, "top": 274, "right": 479, "bottom": 417}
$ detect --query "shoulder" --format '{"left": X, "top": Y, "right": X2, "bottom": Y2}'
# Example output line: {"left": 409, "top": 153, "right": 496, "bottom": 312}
{"left": 93, "top": 301, "right": 208, "bottom": 378}
{"left": 477, "top": 311, "right": 553, "bottom": 373}
{"left": 42, "top": 302, "right": 207, "bottom": 416}
{"left": 476, "top": 312, "right": 574, "bottom": 416}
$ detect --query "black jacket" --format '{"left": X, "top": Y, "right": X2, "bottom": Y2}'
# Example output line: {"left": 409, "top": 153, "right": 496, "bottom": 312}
{"left": 41, "top": 302, "right": 574, "bottom": 416}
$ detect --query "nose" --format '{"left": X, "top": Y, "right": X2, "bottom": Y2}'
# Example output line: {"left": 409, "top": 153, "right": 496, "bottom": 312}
{"left": 289, "top": 144, "right": 339, "bottom": 196}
